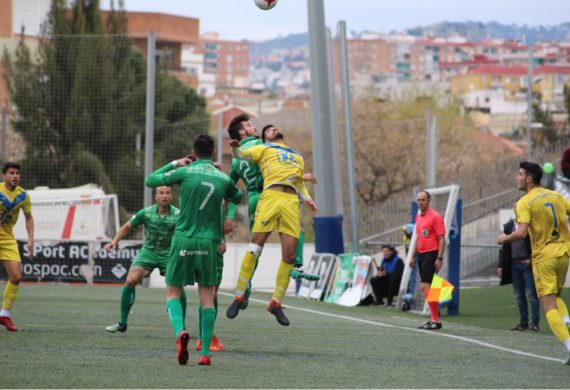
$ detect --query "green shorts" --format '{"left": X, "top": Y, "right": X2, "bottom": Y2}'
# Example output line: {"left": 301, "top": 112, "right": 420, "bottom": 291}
{"left": 131, "top": 248, "right": 169, "bottom": 276}
{"left": 216, "top": 251, "right": 224, "bottom": 286}
{"left": 248, "top": 192, "right": 261, "bottom": 232}
{"left": 165, "top": 235, "right": 220, "bottom": 287}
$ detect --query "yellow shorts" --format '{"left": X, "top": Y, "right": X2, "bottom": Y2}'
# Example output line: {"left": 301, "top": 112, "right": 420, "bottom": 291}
{"left": 532, "top": 254, "right": 569, "bottom": 297}
{"left": 0, "top": 240, "right": 21, "bottom": 261}
{"left": 253, "top": 190, "right": 300, "bottom": 239}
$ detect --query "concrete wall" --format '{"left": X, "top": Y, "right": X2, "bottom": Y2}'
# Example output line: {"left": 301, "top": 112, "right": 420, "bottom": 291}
{"left": 149, "top": 242, "right": 316, "bottom": 293}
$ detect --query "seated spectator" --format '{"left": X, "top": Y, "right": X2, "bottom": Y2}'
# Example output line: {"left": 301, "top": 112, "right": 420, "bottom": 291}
{"left": 370, "top": 245, "right": 404, "bottom": 306}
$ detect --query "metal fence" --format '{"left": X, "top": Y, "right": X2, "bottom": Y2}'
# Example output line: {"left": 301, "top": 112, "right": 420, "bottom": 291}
{"left": 1, "top": 34, "right": 209, "bottom": 226}
{"left": 360, "top": 135, "right": 570, "bottom": 279}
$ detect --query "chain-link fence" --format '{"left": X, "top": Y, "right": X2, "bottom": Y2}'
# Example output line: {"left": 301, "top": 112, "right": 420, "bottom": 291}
{"left": 360, "top": 135, "right": 570, "bottom": 280}
{"left": 2, "top": 33, "right": 209, "bottom": 226}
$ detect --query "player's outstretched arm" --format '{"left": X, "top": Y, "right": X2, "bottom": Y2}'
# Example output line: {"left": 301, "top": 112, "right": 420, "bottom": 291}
{"left": 303, "top": 173, "right": 317, "bottom": 184}
{"left": 497, "top": 222, "right": 528, "bottom": 244}
{"left": 306, "top": 198, "right": 319, "bottom": 215}
{"left": 145, "top": 157, "right": 190, "bottom": 188}
{"left": 105, "top": 221, "right": 133, "bottom": 251}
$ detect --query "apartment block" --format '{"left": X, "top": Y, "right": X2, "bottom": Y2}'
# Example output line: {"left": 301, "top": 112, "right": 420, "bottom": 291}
{"left": 202, "top": 33, "right": 250, "bottom": 89}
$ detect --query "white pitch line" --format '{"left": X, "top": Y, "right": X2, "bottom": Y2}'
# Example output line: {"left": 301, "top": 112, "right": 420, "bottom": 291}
{"left": 218, "top": 292, "right": 562, "bottom": 363}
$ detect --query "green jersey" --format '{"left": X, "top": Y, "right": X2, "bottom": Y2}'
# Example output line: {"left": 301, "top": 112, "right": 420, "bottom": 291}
{"left": 227, "top": 136, "right": 263, "bottom": 220}
{"left": 130, "top": 204, "right": 179, "bottom": 257}
{"left": 146, "top": 160, "right": 242, "bottom": 241}
{"left": 229, "top": 137, "right": 264, "bottom": 194}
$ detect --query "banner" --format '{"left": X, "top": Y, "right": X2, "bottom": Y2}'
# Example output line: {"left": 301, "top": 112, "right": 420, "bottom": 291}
{"left": 309, "top": 254, "right": 337, "bottom": 300}
{"left": 336, "top": 255, "right": 375, "bottom": 307}
{"left": 325, "top": 252, "right": 358, "bottom": 304}
{"left": 0, "top": 240, "right": 142, "bottom": 284}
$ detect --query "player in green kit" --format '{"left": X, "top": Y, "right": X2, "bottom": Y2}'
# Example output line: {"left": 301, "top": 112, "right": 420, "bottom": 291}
{"left": 104, "top": 186, "right": 183, "bottom": 334}
{"left": 226, "top": 115, "right": 318, "bottom": 310}
{"left": 145, "top": 134, "right": 242, "bottom": 366}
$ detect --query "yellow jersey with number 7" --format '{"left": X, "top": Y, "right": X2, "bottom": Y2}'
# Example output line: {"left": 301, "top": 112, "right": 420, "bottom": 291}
{"left": 516, "top": 187, "right": 570, "bottom": 263}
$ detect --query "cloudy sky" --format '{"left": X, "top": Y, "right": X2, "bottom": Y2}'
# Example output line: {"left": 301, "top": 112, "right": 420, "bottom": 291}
{"left": 101, "top": 0, "right": 569, "bottom": 41}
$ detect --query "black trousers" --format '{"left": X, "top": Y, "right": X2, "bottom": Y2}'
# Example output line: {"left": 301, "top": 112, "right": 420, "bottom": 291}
{"left": 369, "top": 275, "right": 401, "bottom": 304}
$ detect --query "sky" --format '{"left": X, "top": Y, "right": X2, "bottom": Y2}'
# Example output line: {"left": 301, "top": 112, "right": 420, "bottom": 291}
{"left": 101, "top": 0, "right": 570, "bottom": 41}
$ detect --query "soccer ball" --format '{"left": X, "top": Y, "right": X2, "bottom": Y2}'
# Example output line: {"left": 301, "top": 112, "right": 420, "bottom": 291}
{"left": 254, "top": 0, "right": 278, "bottom": 11}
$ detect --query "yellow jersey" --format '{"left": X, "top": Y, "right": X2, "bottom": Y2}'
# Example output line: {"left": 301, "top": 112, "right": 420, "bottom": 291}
{"left": 0, "top": 183, "right": 32, "bottom": 241}
{"left": 234, "top": 141, "right": 311, "bottom": 200}
{"left": 516, "top": 187, "right": 570, "bottom": 263}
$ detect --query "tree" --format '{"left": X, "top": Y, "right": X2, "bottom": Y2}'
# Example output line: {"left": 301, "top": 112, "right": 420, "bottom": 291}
{"left": 342, "top": 95, "right": 519, "bottom": 207}
{"left": 532, "top": 101, "right": 557, "bottom": 146}
{"left": 3, "top": 0, "right": 208, "bottom": 214}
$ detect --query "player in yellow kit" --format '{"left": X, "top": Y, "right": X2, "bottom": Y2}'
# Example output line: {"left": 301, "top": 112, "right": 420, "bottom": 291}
{"left": 0, "top": 162, "right": 34, "bottom": 332}
{"left": 226, "top": 125, "right": 319, "bottom": 326}
{"left": 497, "top": 161, "right": 570, "bottom": 365}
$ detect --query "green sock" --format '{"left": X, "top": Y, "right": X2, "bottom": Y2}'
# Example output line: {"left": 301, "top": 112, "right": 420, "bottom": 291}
{"left": 201, "top": 307, "right": 216, "bottom": 356}
{"left": 180, "top": 289, "right": 187, "bottom": 327}
{"left": 214, "top": 296, "right": 218, "bottom": 320}
{"left": 166, "top": 298, "right": 185, "bottom": 337}
{"left": 294, "top": 231, "right": 305, "bottom": 268}
{"left": 197, "top": 304, "right": 203, "bottom": 340}
{"left": 119, "top": 286, "right": 136, "bottom": 325}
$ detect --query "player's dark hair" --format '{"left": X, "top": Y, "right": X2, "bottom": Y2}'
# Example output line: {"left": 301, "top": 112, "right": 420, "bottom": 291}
{"left": 193, "top": 134, "right": 215, "bottom": 158}
{"left": 261, "top": 124, "right": 275, "bottom": 143}
{"left": 519, "top": 161, "right": 543, "bottom": 185}
{"left": 228, "top": 113, "right": 249, "bottom": 141}
{"left": 3, "top": 162, "right": 21, "bottom": 174}
{"left": 418, "top": 190, "right": 431, "bottom": 200}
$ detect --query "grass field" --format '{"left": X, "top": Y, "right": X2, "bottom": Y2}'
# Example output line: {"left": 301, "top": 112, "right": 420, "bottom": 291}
{"left": 1, "top": 283, "right": 570, "bottom": 388}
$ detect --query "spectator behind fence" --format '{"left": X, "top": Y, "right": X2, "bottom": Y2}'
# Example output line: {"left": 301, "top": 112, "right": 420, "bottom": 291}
{"left": 369, "top": 245, "right": 404, "bottom": 306}
{"left": 497, "top": 216, "right": 540, "bottom": 332}
{"left": 554, "top": 147, "right": 570, "bottom": 202}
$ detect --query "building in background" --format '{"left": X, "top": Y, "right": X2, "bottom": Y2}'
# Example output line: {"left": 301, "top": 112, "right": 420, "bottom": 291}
{"left": 202, "top": 33, "right": 250, "bottom": 90}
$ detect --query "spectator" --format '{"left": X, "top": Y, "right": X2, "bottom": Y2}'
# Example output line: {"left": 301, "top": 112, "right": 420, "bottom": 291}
{"left": 497, "top": 216, "right": 540, "bottom": 331}
{"left": 370, "top": 245, "right": 404, "bottom": 306}
{"left": 554, "top": 147, "right": 570, "bottom": 202}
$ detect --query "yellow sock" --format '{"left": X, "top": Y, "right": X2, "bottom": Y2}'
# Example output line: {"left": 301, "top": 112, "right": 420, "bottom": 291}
{"left": 273, "top": 261, "right": 293, "bottom": 302}
{"left": 545, "top": 309, "right": 570, "bottom": 343}
{"left": 556, "top": 297, "right": 570, "bottom": 323}
{"left": 236, "top": 251, "right": 257, "bottom": 295}
{"left": 2, "top": 281, "right": 19, "bottom": 311}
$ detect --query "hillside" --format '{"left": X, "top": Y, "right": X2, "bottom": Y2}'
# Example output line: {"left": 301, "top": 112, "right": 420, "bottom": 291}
{"left": 250, "top": 21, "right": 570, "bottom": 55}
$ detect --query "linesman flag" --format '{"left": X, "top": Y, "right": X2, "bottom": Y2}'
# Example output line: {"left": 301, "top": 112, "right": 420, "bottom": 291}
{"left": 427, "top": 274, "right": 455, "bottom": 303}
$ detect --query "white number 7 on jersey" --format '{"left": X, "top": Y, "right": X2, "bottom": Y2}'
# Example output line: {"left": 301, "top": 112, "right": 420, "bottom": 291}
{"left": 199, "top": 182, "right": 215, "bottom": 210}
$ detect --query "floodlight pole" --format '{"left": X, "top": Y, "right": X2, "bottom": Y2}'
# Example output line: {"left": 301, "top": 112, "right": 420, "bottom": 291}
{"left": 526, "top": 49, "right": 533, "bottom": 160}
{"left": 338, "top": 21, "right": 359, "bottom": 253}
{"left": 307, "top": 0, "right": 345, "bottom": 254}
{"left": 144, "top": 31, "right": 156, "bottom": 208}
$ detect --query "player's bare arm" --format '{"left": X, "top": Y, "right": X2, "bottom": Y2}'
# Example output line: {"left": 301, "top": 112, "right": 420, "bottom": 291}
{"left": 497, "top": 222, "right": 528, "bottom": 244}
{"left": 105, "top": 221, "right": 133, "bottom": 251}
{"left": 24, "top": 211, "right": 34, "bottom": 261}
{"left": 303, "top": 173, "right": 317, "bottom": 184}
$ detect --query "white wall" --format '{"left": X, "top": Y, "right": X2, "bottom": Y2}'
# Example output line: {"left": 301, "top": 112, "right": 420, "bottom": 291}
{"left": 13, "top": 0, "right": 51, "bottom": 36}
{"left": 149, "top": 242, "right": 316, "bottom": 293}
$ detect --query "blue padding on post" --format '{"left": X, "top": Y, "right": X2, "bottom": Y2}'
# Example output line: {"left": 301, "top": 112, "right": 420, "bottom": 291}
{"left": 313, "top": 215, "right": 344, "bottom": 255}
